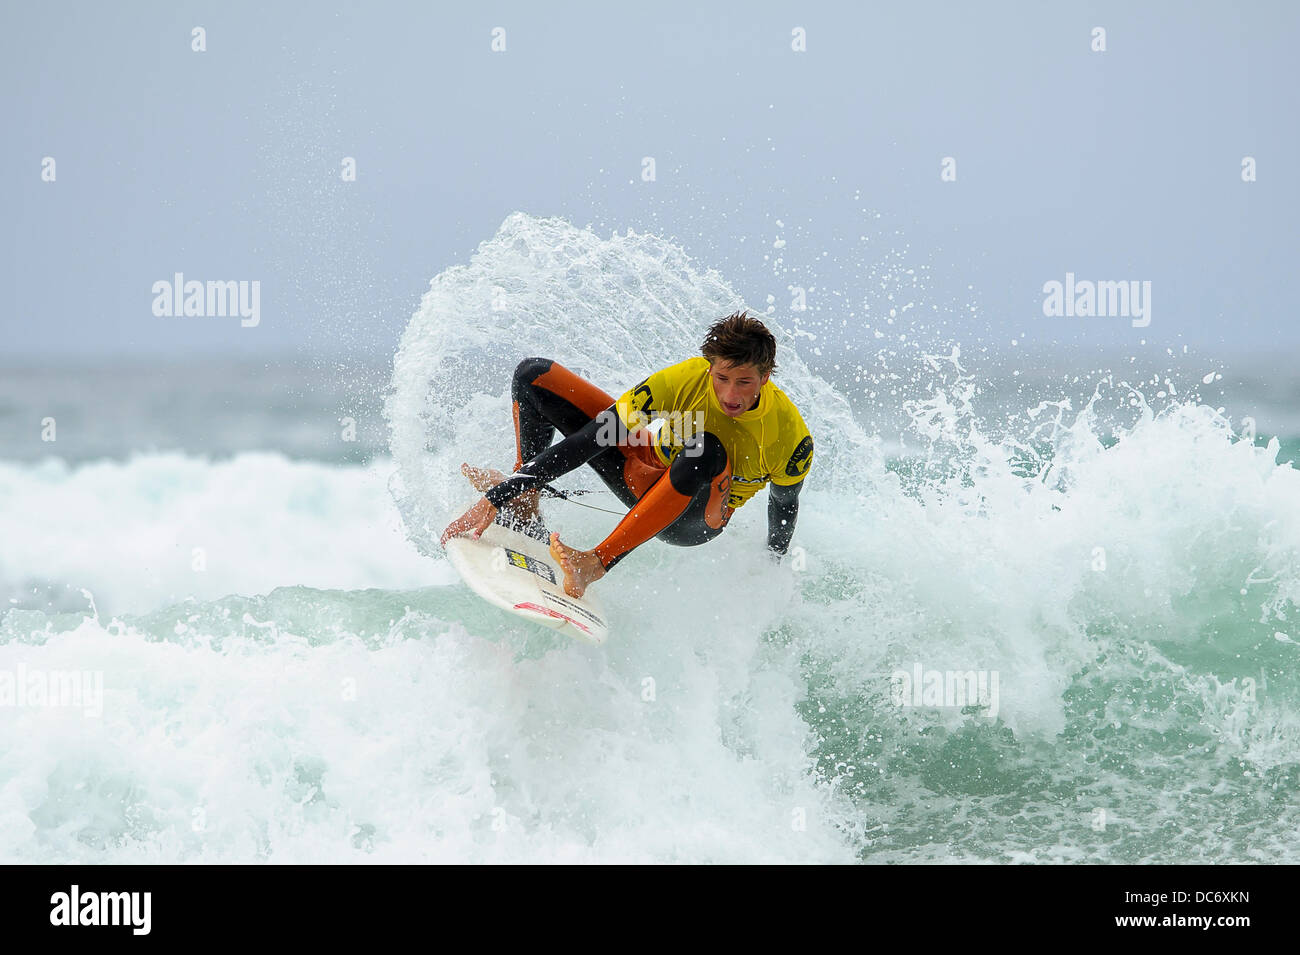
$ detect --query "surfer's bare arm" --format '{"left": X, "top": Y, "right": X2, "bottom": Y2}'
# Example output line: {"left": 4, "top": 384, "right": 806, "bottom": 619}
{"left": 767, "top": 479, "right": 803, "bottom": 556}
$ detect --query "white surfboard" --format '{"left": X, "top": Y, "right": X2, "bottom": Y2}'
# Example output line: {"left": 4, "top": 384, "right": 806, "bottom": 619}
{"left": 444, "top": 517, "right": 610, "bottom": 645}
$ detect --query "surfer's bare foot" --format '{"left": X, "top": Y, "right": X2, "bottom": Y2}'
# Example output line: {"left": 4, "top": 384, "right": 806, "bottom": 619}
{"left": 461, "top": 462, "right": 506, "bottom": 492}
{"left": 548, "top": 532, "right": 606, "bottom": 598}
{"left": 460, "top": 462, "right": 540, "bottom": 523}
{"left": 440, "top": 496, "right": 498, "bottom": 548}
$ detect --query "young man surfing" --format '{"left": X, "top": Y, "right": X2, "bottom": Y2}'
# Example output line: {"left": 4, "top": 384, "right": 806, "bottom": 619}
{"left": 440, "top": 310, "right": 814, "bottom": 597}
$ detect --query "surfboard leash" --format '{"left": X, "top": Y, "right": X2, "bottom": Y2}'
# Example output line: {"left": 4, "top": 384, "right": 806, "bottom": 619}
{"left": 538, "top": 483, "right": 626, "bottom": 516}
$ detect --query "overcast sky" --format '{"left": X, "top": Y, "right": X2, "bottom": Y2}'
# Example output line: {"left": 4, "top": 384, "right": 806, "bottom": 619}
{"left": 3, "top": 1, "right": 1296, "bottom": 362}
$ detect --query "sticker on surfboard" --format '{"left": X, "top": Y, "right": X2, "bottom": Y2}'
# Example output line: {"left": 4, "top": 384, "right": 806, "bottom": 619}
{"left": 444, "top": 517, "right": 610, "bottom": 645}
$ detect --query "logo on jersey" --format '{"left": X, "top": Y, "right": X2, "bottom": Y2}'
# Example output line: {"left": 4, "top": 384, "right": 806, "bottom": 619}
{"left": 630, "top": 379, "right": 654, "bottom": 416}
{"left": 785, "top": 435, "right": 814, "bottom": 478}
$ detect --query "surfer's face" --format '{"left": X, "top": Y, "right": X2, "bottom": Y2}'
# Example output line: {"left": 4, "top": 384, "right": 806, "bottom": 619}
{"left": 709, "top": 360, "right": 769, "bottom": 417}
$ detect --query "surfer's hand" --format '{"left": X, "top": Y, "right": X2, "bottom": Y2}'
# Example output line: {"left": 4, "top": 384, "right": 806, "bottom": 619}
{"left": 440, "top": 497, "right": 498, "bottom": 548}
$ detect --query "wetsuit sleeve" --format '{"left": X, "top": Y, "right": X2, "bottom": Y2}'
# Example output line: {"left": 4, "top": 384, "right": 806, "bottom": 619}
{"left": 767, "top": 432, "right": 812, "bottom": 555}
{"left": 767, "top": 479, "right": 803, "bottom": 555}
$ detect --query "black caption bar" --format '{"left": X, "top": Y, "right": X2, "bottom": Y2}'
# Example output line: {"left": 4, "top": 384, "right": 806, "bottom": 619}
{"left": 0, "top": 864, "right": 1285, "bottom": 942}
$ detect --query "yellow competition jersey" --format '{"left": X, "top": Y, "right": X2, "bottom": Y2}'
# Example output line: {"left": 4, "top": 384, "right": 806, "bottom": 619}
{"left": 615, "top": 356, "right": 814, "bottom": 509}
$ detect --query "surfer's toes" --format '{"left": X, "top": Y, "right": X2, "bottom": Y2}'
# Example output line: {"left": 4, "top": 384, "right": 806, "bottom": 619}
{"left": 461, "top": 462, "right": 507, "bottom": 493}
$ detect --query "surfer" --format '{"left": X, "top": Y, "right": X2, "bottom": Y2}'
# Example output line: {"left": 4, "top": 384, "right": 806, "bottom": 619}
{"left": 440, "top": 310, "right": 814, "bottom": 597}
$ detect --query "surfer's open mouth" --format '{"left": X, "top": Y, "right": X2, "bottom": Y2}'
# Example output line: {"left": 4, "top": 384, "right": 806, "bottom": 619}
{"left": 724, "top": 401, "right": 742, "bottom": 412}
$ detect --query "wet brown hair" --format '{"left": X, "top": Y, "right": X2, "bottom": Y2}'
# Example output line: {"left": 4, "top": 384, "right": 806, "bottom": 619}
{"left": 700, "top": 310, "right": 777, "bottom": 378}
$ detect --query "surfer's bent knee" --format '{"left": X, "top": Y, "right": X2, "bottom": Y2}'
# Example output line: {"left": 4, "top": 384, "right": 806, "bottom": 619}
{"left": 512, "top": 356, "right": 554, "bottom": 396}
{"left": 667, "top": 431, "right": 729, "bottom": 490}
